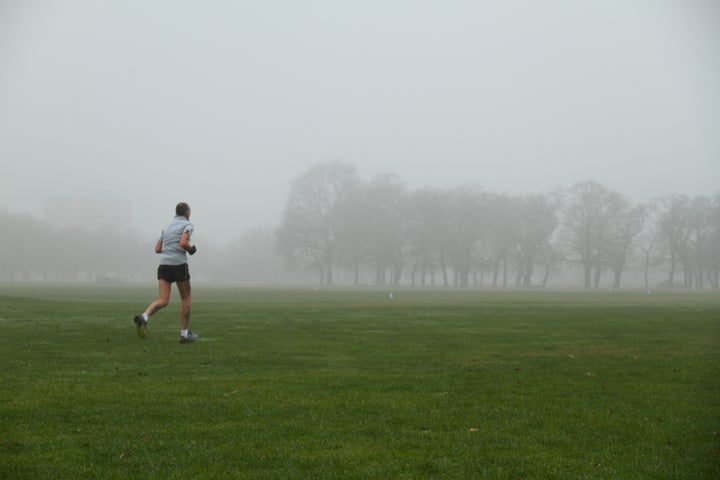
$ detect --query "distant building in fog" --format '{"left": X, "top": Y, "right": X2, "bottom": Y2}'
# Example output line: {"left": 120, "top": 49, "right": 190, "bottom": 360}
{"left": 45, "top": 194, "right": 132, "bottom": 231}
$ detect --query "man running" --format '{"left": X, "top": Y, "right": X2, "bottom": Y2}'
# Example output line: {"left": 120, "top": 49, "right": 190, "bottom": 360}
{"left": 134, "top": 202, "right": 198, "bottom": 343}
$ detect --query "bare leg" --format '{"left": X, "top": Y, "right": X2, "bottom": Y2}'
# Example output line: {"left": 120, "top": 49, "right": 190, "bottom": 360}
{"left": 145, "top": 280, "right": 172, "bottom": 317}
{"left": 176, "top": 280, "right": 191, "bottom": 330}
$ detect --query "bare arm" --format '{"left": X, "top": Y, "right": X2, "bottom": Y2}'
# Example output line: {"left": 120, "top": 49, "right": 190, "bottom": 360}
{"left": 154, "top": 239, "right": 163, "bottom": 254}
{"left": 180, "top": 231, "right": 195, "bottom": 254}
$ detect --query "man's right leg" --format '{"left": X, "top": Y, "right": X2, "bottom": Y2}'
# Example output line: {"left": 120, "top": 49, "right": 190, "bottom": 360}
{"left": 134, "top": 280, "right": 172, "bottom": 338}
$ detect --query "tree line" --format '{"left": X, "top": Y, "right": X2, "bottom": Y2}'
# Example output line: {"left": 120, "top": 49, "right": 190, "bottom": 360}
{"left": 276, "top": 161, "right": 720, "bottom": 289}
{"left": 2, "top": 160, "right": 718, "bottom": 289}
{"left": 0, "top": 210, "right": 281, "bottom": 284}
{"left": 0, "top": 212, "right": 151, "bottom": 282}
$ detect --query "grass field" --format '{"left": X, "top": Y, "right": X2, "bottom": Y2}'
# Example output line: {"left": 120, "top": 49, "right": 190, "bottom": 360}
{"left": 0, "top": 285, "right": 718, "bottom": 479}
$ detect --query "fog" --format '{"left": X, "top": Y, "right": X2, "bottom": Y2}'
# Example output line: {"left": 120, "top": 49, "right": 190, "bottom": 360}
{"left": 1, "top": 1, "right": 719, "bottom": 244}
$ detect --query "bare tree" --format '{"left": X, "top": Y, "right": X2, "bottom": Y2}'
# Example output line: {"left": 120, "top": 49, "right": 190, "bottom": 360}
{"left": 708, "top": 192, "right": 720, "bottom": 289}
{"left": 652, "top": 193, "right": 720, "bottom": 289}
{"left": 605, "top": 203, "right": 647, "bottom": 289}
{"left": 508, "top": 193, "right": 559, "bottom": 287}
{"left": 684, "top": 194, "right": 720, "bottom": 289}
{"left": 484, "top": 194, "right": 514, "bottom": 288}
{"left": 561, "top": 181, "right": 626, "bottom": 288}
{"left": 359, "top": 174, "right": 409, "bottom": 286}
{"left": 539, "top": 243, "right": 564, "bottom": 288}
{"left": 637, "top": 201, "right": 665, "bottom": 292}
{"left": 445, "top": 185, "right": 488, "bottom": 288}
{"left": 656, "top": 194, "right": 692, "bottom": 287}
{"left": 276, "top": 161, "right": 359, "bottom": 286}
{"left": 405, "top": 187, "right": 451, "bottom": 287}
{"left": 335, "top": 182, "right": 370, "bottom": 286}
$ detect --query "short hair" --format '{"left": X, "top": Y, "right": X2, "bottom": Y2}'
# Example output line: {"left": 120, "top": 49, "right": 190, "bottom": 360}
{"left": 175, "top": 202, "right": 191, "bottom": 216}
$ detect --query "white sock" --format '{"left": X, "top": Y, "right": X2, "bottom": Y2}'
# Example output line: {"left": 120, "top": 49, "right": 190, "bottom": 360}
{"left": 142, "top": 313, "right": 149, "bottom": 321}
{"left": 181, "top": 329, "right": 188, "bottom": 338}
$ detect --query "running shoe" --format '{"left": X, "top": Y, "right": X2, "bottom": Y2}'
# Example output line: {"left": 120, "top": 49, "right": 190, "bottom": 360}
{"left": 179, "top": 332, "right": 198, "bottom": 344}
{"left": 134, "top": 315, "right": 148, "bottom": 339}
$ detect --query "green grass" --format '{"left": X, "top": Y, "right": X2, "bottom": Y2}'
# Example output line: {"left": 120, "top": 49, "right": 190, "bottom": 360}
{"left": 0, "top": 285, "right": 718, "bottom": 479}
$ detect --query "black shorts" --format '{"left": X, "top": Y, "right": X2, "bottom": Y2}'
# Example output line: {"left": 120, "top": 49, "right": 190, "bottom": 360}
{"left": 157, "top": 264, "right": 190, "bottom": 283}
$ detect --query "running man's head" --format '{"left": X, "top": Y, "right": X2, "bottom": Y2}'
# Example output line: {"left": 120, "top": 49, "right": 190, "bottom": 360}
{"left": 176, "top": 202, "right": 191, "bottom": 218}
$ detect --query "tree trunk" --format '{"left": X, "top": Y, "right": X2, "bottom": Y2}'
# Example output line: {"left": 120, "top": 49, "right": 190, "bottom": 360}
{"left": 502, "top": 257, "right": 508, "bottom": 288}
{"left": 459, "top": 265, "right": 470, "bottom": 288}
{"left": 613, "top": 252, "right": 626, "bottom": 290}
{"left": 392, "top": 264, "right": 402, "bottom": 287}
{"left": 541, "top": 262, "right": 550, "bottom": 287}
{"left": 522, "top": 263, "right": 533, "bottom": 288}
{"left": 375, "top": 265, "right": 385, "bottom": 286}
{"left": 593, "top": 265, "right": 601, "bottom": 289}
{"left": 583, "top": 261, "right": 592, "bottom": 289}
{"left": 643, "top": 239, "right": 655, "bottom": 293}
{"left": 326, "top": 262, "right": 333, "bottom": 286}
{"left": 697, "top": 263, "right": 704, "bottom": 289}
{"left": 440, "top": 252, "right": 449, "bottom": 287}
{"left": 668, "top": 252, "right": 677, "bottom": 285}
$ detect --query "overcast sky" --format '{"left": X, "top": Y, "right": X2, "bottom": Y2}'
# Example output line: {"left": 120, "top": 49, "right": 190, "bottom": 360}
{"left": 1, "top": 0, "right": 718, "bottom": 244}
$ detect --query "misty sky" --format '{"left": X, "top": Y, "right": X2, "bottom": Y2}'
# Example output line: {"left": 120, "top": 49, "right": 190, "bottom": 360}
{"left": 1, "top": 0, "right": 718, "bottom": 244}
